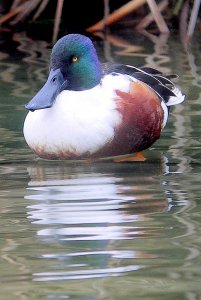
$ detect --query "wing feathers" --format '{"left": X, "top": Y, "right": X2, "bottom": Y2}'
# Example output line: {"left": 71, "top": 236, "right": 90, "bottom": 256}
{"left": 104, "top": 63, "right": 185, "bottom": 106}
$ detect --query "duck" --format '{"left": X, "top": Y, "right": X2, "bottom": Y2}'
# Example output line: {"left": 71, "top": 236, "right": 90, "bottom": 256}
{"left": 23, "top": 33, "right": 185, "bottom": 161}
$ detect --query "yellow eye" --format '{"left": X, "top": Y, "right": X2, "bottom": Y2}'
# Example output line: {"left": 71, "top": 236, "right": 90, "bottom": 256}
{"left": 72, "top": 56, "right": 78, "bottom": 63}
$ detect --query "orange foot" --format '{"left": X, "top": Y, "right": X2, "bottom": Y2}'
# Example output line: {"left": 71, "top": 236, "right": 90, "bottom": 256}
{"left": 113, "top": 152, "right": 146, "bottom": 163}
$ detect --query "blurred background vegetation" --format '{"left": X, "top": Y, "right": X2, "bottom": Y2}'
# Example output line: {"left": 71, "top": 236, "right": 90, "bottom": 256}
{"left": 0, "top": 0, "right": 200, "bottom": 43}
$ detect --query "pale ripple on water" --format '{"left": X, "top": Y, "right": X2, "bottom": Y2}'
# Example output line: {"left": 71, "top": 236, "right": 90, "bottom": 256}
{"left": 23, "top": 159, "right": 173, "bottom": 283}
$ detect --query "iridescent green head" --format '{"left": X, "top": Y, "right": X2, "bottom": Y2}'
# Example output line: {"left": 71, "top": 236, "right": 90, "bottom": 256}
{"left": 51, "top": 34, "right": 102, "bottom": 90}
{"left": 25, "top": 34, "right": 103, "bottom": 111}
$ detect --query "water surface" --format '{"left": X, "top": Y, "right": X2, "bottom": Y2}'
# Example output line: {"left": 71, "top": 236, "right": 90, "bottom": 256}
{"left": 0, "top": 29, "right": 201, "bottom": 300}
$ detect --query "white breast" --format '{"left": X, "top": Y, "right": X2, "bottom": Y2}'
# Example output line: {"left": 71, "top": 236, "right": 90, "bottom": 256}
{"left": 23, "top": 74, "right": 131, "bottom": 156}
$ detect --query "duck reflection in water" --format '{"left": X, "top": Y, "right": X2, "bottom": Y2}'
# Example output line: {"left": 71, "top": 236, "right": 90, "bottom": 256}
{"left": 25, "top": 155, "right": 172, "bottom": 281}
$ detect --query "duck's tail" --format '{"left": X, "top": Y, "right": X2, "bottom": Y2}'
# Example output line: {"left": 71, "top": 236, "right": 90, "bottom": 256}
{"left": 165, "top": 86, "right": 185, "bottom": 106}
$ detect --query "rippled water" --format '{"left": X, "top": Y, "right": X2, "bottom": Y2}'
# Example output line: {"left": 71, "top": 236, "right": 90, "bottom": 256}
{"left": 0, "top": 29, "right": 201, "bottom": 299}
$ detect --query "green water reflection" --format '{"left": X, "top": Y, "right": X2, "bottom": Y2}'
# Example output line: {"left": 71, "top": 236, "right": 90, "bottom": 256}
{"left": 0, "top": 29, "right": 201, "bottom": 300}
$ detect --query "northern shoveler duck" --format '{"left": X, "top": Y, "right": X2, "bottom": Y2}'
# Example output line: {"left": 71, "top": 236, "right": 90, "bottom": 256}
{"left": 23, "top": 34, "right": 185, "bottom": 161}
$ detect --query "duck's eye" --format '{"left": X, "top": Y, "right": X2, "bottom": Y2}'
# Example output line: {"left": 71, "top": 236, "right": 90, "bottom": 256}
{"left": 72, "top": 56, "right": 78, "bottom": 63}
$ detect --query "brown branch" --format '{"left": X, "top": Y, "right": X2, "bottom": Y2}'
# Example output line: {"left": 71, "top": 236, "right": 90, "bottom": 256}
{"left": 10, "top": 0, "right": 24, "bottom": 11}
{"left": 187, "top": 0, "right": 201, "bottom": 39}
{"left": 10, "top": 0, "right": 41, "bottom": 25}
{"left": 0, "top": 0, "right": 41, "bottom": 25}
{"left": 0, "top": 3, "right": 25, "bottom": 24}
{"left": 52, "top": 0, "right": 64, "bottom": 44}
{"left": 87, "top": 0, "right": 147, "bottom": 32}
{"left": 179, "top": 0, "right": 189, "bottom": 43}
{"left": 146, "top": 0, "right": 169, "bottom": 33}
{"left": 136, "top": 0, "right": 168, "bottom": 30}
{"left": 33, "top": 0, "right": 49, "bottom": 20}
{"left": 103, "top": 0, "right": 110, "bottom": 28}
